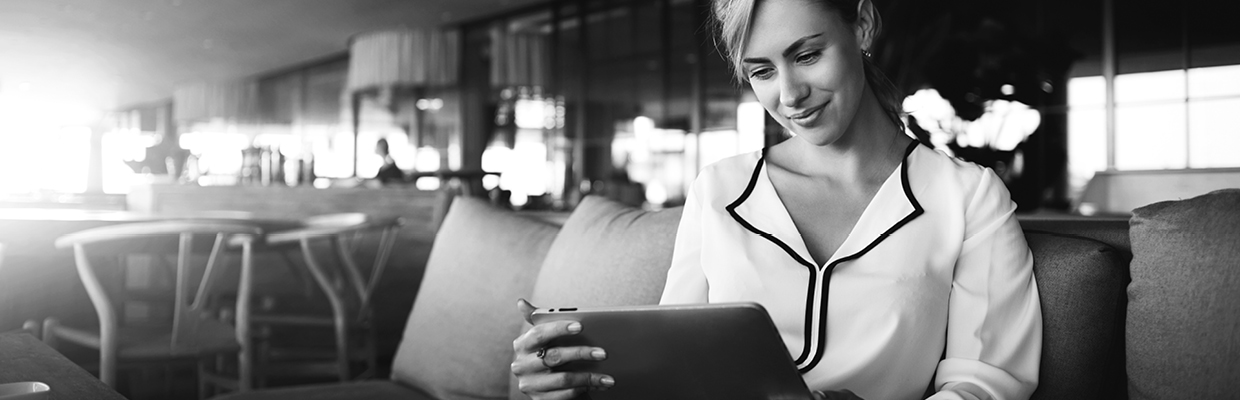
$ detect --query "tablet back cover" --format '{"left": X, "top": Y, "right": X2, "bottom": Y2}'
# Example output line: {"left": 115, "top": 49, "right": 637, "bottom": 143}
{"left": 532, "top": 302, "right": 813, "bottom": 400}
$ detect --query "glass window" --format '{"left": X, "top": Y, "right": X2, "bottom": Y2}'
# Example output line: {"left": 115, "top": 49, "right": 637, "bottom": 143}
{"left": 1187, "top": 64, "right": 1240, "bottom": 99}
{"left": 1068, "top": 76, "right": 1106, "bottom": 107}
{"left": 1071, "top": 65, "right": 1240, "bottom": 175}
{"left": 1111, "top": 70, "right": 1190, "bottom": 170}
{"left": 1066, "top": 106, "right": 1106, "bottom": 197}
{"left": 1114, "top": 70, "right": 1185, "bottom": 104}
{"left": 1114, "top": 102, "right": 1187, "bottom": 170}
{"left": 1188, "top": 98, "right": 1240, "bottom": 168}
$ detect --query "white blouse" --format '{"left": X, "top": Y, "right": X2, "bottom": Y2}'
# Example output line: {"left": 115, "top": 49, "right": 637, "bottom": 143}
{"left": 660, "top": 141, "right": 1041, "bottom": 400}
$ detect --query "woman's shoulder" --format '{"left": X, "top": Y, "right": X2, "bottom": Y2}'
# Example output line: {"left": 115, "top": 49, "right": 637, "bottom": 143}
{"left": 909, "top": 143, "right": 1014, "bottom": 218}
{"left": 908, "top": 142, "right": 998, "bottom": 191}
{"left": 689, "top": 150, "right": 764, "bottom": 193}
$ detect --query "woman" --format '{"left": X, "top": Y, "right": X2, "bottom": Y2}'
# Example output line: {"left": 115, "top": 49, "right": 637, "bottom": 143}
{"left": 511, "top": 0, "right": 1041, "bottom": 398}
{"left": 373, "top": 138, "right": 405, "bottom": 185}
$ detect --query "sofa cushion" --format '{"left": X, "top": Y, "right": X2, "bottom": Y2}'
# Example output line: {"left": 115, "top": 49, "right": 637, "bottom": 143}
{"left": 1126, "top": 189, "right": 1240, "bottom": 400}
{"left": 509, "top": 196, "right": 682, "bottom": 400}
{"left": 1024, "top": 231, "right": 1129, "bottom": 400}
{"left": 392, "top": 197, "right": 560, "bottom": 400}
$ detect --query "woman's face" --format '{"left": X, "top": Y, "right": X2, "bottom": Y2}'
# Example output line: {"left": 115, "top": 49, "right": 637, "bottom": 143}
{"left": 741, "top": 0, "right": 867, "bottom": 147}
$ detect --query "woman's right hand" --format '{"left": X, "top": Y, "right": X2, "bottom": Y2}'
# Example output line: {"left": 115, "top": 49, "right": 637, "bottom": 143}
{"left": 511, "top": 298, "right": 615, "bottom": 400}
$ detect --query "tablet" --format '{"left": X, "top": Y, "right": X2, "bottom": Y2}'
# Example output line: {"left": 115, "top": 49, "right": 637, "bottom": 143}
{"left": 530, "top": 302, "right": 813, "bottom": 400}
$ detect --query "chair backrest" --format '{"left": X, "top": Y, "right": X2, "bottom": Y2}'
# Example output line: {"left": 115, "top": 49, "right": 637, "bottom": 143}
{"left": 264, "top": 214, "right": 404, "bottom": 317}
{"left": 55, "top": 221, "right": 262, "bottom": 347}
{"left": 301, "top": 213, "right": 368, "bottom": 229}
{"left": 1017, "top": 218, "right": 1132, "bottom": 400}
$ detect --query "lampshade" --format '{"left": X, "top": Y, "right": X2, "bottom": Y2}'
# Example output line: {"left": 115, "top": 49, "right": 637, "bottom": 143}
{"left": 345, "top": 29, "right": 459, "bottom": 92}
{"left": 489, "top": 27, "right": 550, "bottom": 88}
{"left": 173, "top": 80, "right": 259, "bottom": 123}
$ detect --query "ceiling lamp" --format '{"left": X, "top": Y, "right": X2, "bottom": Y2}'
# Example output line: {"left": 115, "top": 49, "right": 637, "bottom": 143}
{"left": 346, "top": 29, "right": 458, "bottom": 94}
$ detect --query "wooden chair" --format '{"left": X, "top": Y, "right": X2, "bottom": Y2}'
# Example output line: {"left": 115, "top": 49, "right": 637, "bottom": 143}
{"left": 234, "top": 214, "right": 403, "bottom": 388}
{"left": 39, "top": 220, "right": 262, "bottom": 396}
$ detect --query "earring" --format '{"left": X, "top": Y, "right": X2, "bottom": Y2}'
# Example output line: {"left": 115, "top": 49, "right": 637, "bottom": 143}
{"left": 862, "top": 49, "right": 873, "bottom": 58}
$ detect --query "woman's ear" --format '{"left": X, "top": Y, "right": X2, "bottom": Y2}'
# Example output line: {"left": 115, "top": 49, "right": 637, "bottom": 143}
{"left": 854, "top": 0, "right": 881, "bottom": 53}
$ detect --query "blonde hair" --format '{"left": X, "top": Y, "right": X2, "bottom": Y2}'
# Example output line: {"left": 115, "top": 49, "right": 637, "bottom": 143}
{"left": 711, "top": 0, "right": 905, "bottom": 131}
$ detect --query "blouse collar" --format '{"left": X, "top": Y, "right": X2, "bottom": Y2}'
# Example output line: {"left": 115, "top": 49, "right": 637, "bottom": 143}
{"left": 726, "top": 140, "right": 925, "bottom": 270}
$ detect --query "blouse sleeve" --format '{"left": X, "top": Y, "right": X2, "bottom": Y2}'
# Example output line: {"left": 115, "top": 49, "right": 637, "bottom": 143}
{"left": 928, "top": 169, "right": 1042, "bottom": 400}
{"left": 659, "top": 183, "right": 709, "bottom": 305}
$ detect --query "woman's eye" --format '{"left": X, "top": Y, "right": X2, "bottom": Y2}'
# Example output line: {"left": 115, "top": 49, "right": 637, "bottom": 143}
{"left": 795, "top": 51, "right": 821, "bottom": 64}
{"left": 749, "top": 68, "right": 774, "bottom": 80}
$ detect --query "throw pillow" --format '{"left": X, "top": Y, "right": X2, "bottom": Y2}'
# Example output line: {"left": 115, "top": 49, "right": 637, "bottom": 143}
{"left": 1127, "top": 189, "right": 1240, "bottom": 400}
{"left": 391, "top": 197, "right": 560, "bottom": 400}
{"left": 509, "top": 195, "right": 682, "bottom": 400}
{"left": 530, "top": 195, "right": 683, "bottom": 307}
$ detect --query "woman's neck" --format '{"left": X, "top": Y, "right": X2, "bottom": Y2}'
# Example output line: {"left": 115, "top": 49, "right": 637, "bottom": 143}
{"left": 775, "top": 86, "right": 909, "bottom": 184}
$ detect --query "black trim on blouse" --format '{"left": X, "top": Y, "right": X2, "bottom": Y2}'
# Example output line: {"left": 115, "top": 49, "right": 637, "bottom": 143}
{"left": 725, "top": 148, "right": 820, "bottom": 367}
{"left": 725, "top": 140, "right": 924, "bottom": 374}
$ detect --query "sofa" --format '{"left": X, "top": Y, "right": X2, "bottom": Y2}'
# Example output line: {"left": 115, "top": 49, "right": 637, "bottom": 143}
{"left": 219, "top": 189, "right": 1240, "bottom": 400}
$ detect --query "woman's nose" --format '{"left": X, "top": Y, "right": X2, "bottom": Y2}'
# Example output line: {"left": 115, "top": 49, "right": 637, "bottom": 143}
{"left": 778, "top": 71, "right": 809, "bottom": 108}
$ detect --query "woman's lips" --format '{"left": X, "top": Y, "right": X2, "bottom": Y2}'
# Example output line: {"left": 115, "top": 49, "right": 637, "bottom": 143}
{"left": 787, "top": 103, "right": 827, "bottom": 125}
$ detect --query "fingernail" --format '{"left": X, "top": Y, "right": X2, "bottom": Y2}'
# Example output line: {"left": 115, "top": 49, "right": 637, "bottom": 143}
{"left": 567, "top": 322, "right": 582, "bottom": 333}
{"left": 601, "top": 376, "right": 615, "bottom": 386}
{"left": 591, "top": 349, "right": 606, "bottom": 359}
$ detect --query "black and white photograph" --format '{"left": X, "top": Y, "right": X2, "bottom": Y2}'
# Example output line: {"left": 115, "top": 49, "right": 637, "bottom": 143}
{"left": 0, "top": 0, "right": 1236, "bottom": 399}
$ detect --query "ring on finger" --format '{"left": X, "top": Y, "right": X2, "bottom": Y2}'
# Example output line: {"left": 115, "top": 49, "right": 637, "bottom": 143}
{"left": 536, "top": 347, "right": 551, "bottom": 368}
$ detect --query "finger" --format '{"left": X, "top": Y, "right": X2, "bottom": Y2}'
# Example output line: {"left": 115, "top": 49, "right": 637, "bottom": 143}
{"left": 519, "top": 372, "right": 613, "bottom": 394}
{"left": 513, "top": 320, "right": 582, "bottom": 353}
{"left": 819, "top": 390, "right": 861, "bottom": 400}
{"left": 517, "top": 298, "right": 537, "bottom": 324}
{"left": 542, "top": 346, "right": 607, "bottom": 368}
{"left": 512, "top": 346, "right": 606, "bottom": 374}
{"left": 531, "top": 387, "right": 586, "bottom": 400}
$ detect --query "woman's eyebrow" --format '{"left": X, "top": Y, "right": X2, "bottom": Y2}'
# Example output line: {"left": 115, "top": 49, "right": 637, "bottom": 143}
{"left": 741, "top": 33, "right": 824, "bottom": 64}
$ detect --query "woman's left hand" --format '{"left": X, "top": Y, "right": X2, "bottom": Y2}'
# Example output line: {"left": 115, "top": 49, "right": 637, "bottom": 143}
{"left": 812, "top": 389, "right": 864, "bottom": 400}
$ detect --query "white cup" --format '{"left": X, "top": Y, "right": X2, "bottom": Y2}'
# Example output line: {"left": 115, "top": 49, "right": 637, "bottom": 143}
{"left": 0, "top": 382, "right": 50, "bottom": 400}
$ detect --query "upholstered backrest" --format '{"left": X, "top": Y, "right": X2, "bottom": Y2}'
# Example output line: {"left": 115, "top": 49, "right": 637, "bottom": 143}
{"left": 497, "top": 200, "right": 1137, "bottom": 400}
{"left": 1024, "top": 230, "right": 1130, "bottom": 400}
{"left": 391, "top": 197, "right": 561, "bottom": 400}
{"left": 1018, "top": 217, "right": 1132, "bottom": 254}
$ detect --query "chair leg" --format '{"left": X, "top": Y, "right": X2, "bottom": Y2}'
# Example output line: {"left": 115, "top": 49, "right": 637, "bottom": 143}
{"left": 335, "top": 319, "right": 350, "bottom": 381}
{"left": 299, "top": 238, "right": 352, "bottom": 382}
{"left": 236, "top": 241, "right": 255, "bottom": 392}
{"left": 238, "top": 341, "right": 252, "bottom": 392}
{"left": 256, "top": 332, "right": 269, "bottom": 389}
